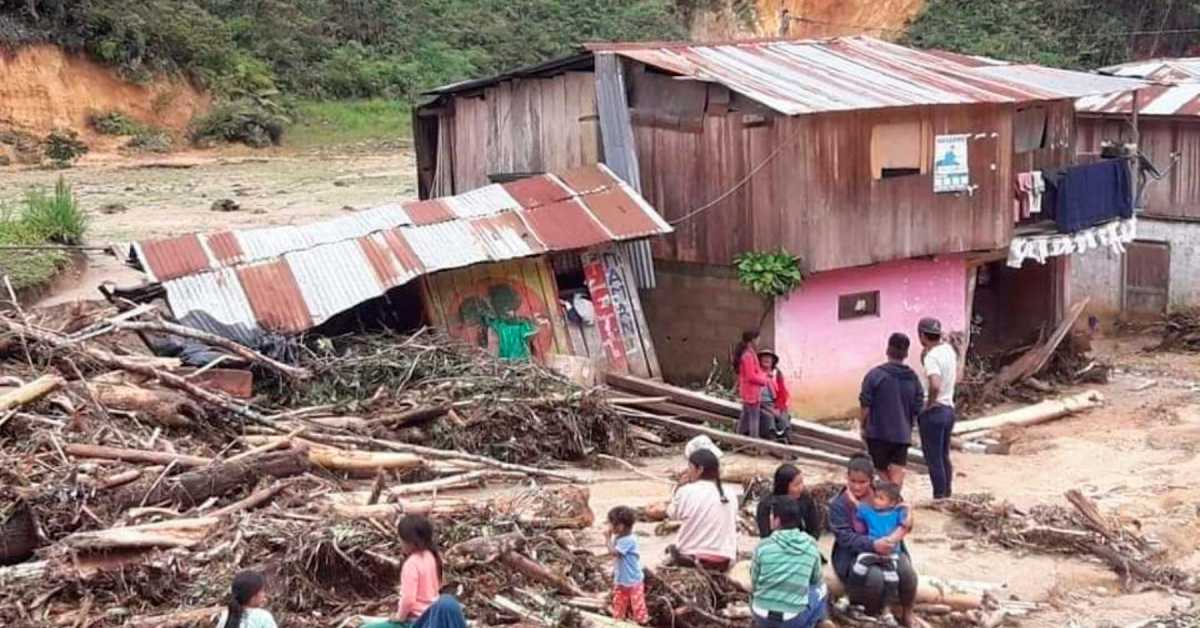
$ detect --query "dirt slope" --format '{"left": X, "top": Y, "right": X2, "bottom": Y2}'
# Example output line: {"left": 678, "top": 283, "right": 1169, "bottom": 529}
{"left": 691, "top": 0, "right": 925, "bottom": 41}
{"left": 0, "top": 44, "right": 210, "bottom": 143}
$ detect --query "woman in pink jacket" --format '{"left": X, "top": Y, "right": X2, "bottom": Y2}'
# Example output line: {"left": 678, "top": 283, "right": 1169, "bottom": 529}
{"left": 733, "top": 330, "right": 773, "bottom": 439}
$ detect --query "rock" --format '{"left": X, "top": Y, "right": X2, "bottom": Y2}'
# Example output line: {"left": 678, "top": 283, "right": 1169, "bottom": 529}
{"left": 341, "top": 205, "right": 356, "bottom": 212}
{"left": 210, "top": 199, "right": 241, "bottom": 212}
{"left": 98, "top": 203, "right": 129, "bottom": 215}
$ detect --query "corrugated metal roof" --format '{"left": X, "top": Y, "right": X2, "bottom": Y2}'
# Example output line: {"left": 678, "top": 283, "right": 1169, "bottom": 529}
{"left": 589, "top": 38, "right": 1148, "bottom": 116}
{"left": 1098, "top": 58, "right": 1200, "bottom": 83}
{"left": 133, "top": 164, "right": 671, "bottom": 336}
{"left": 1077, "top": 83, "right": 1200, "bottom": 117}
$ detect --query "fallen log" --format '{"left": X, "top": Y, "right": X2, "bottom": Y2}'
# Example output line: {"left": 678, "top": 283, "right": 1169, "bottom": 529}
{"left": 449, "top": 532, "right": 585, "bottom": 596}
{"left": 325, "top": 498, "right": 475, "bottom": 520}
{"left": 126, "top": 606, "right": 221, "bottom": 628}
{"left": 953, "top": 391, "right": 1103, "bottom": 436}
{"left": 86, "top": 383, "right": 203, "bottom": 427}
{"left": 622, "top": 411, "right": 848, "bottom": 467}
{"left": 64, "top": 443, "right": 212, "bottom": 468}
{"left": 367, "top": 403, "right": 450, "bottom": 429}
{"left": 387, "top": 470, "right": 527, "bottom": 497}
{"left": 0, "top": 374, "right": 63, "bottom": 412}
{"left": 727, "top": 561, "right": 983, "bottom": 610}
{"left": 61, "top": 517, "right": 218, "bottom": 551}
{"left": 110, "top": 448, "right": 310, "bottom": 512}
{"left": 983, "top": 298, "right": 1089, "bottom": 397}
{"left": 241, "top": 436, "right": 423, "bottom": 474}
{"left": 0, "top": 500, "right": 38, "bottom": 565}
{"left": 209, "top": 479, "right": 296, "bottom": 517}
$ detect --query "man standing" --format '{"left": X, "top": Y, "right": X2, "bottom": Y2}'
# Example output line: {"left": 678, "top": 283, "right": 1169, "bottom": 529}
{"left": 750, "top": 497, "right": 827, "bottom": 628}
{"left": 859, "top": 333, "right": 924, "bottom": 488}
{"left": 916, "top": 318, "right": 958, "bottom": 500}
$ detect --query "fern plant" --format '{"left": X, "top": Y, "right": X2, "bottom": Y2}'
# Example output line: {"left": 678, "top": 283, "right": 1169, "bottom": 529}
{"left": 734, "top": 250, "right": 806, "bottom": 325}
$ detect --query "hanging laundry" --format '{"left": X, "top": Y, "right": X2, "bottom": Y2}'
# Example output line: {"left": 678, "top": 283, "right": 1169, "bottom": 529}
{"left": 1006, "top": 217, "right": 1137, "bottom": 268}
{"left": 1029, "top": 171, "right": 1044, "bottom": 214}
{"left": 1053, "top": 159, "right": 1133, "bottom": 233}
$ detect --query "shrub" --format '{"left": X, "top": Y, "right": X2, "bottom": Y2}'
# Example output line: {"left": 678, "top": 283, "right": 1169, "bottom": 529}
{"left": 43, "top": 130, "right": 89, "bottom": 168}
{"left": 21, "top": 177, "right": 89, "bottom": 245}
{"left": 90, "top": 110, "right": 142, "bottom": 135}
{"left": 126, "top": 131, "right": 174, "bottom": 153}
{"left": 190, "top": 99, "right": 289, "bottom": 148}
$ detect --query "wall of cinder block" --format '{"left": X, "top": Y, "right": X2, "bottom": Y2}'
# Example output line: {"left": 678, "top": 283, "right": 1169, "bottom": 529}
{"left": 640, "top": 260, "right": 773, "bottom": 387}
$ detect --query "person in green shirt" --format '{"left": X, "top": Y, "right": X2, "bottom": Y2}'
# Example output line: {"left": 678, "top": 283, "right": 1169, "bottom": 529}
{"left": 487, "top": 316, "right": 538, "bottom": 360}
{"left": 751, "top": 496, "right": 827, "bottom": 628}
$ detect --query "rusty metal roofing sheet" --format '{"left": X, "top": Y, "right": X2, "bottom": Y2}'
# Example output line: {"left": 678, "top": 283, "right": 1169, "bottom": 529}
{"left": 522, "top": 199, "right": 612, "bottom": 250}
{"left": 236, "top": 260, "right": 314, "bottom": 334}
{"left": 1098, "top": 58, "right": 1200, "bottom": 83}
{"left": 502, "top": 175, "right": 573, "bottom": 209}
{"left": 285, "top": 240, "right": 385, "bottom": 326}
{"left": 400, "top": 221, "right": 490, "bottom": 272}
{"left": 1077, "top": 83, "right": 1200, "bottom": 117}
{"left": 583, "top": 37, "right": 1149, "bottom": 116}
{"left": 134, "top": 234, "right": 210, "bottom": 282}
{"left": 165, "top": 268, "right": 257, "bottom": 334}
{"left": 442, "top": 183, "right": 521, "bottom": 219}
{"left": 142, "top": 165, "right": 671, "bottom": 337}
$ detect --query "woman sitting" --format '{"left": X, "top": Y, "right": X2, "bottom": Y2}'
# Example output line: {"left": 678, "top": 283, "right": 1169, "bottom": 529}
{"left": 755, "top": 463, "right": 821, "bottom": 541}
{"left": 827, "top": 454, "right": 917, "bottom": 626}
{"left": 666, "top": 448, "right": 738, "bottom": 572}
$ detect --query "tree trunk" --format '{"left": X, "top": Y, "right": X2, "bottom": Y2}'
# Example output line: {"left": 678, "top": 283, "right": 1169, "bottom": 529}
{"left": 0, "top": 374, "right": 63, "bottom": 412}
{"left": 110, "top": 448, "right": 310, "bottom": 512}
{"left": 86, "top": 383, "right": 203, "bottom": 427}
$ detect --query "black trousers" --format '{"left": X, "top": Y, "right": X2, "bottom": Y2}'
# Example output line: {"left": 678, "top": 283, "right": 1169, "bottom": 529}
{"left": 844, "top": 553, "right": 918, "bottom": 615}
{"left": 918, "top": 405, "right": 956, "bottom": 499}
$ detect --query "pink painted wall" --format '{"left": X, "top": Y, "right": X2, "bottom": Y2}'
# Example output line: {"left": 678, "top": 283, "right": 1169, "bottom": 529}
{"left": 774, "top": 256, "right": 968, "bottom": 418}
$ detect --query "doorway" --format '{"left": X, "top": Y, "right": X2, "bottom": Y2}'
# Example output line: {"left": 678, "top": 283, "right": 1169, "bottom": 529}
{"left": 1122, "top": 240, "right": 1170, "bottom": 319}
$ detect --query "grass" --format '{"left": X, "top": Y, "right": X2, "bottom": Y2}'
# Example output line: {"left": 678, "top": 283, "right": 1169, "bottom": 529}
{"left": 285, "top": 99, "right": 412, "bottom": 149}
{"left": 0, "top": 178, "right": 87, "bottom": 290}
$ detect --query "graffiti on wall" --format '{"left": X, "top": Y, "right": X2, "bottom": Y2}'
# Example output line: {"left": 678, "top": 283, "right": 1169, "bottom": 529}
{"left": 582, "top": 250, "right": 644, "bottom": 372}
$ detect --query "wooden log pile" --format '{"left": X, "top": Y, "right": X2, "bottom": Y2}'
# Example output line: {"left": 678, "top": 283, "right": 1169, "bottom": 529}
{"left": 1147, "top": 307, "right": 1200, "bottom": 353}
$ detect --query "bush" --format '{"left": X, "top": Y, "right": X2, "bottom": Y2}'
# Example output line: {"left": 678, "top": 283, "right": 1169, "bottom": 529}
{"left": 21, "top": 177, "right": 89, "bottom": 245}
{"left": 90, "top": 110, "right": 142, "bottom": 135}
{"left": 43, "top": 130, "right": 88, "bottom": 168}
{"left": 126, "top": 131, "right": 174, "bottom": 153}
{"left": 190, "top": 99, "right": 289, "bottom": 148}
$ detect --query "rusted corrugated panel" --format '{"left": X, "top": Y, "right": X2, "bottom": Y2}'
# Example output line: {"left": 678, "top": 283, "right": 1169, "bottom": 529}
{"left": 357, "top": 235, "right": 421, "bottom": 289}
{"left": 522, "top": 199, "right": 613, "bottom": 250}
{"left": 584, "top": 37, "right": 1147, "bottom": 116}
{"left": 285, "top": 240, "right": 384, "bottom": 326}
{"left": 377, "top": 230, "right": 426, "bottom": 276}
{"left": 502, "top": 175, "right": 572, "bottom": 208}
{"left": 236, "top": 260, "right": 314, "bottom": 334}
{"left": 234, "top": 225, "right": 311, "bottom": 264}
{"left": 402, "top": 198, "right": 455, "bottom": 225}
{"left": 557, "top": 165, "right": 617, "bottom": 194}
{"left": 577, "top": 188, "right": 671, "bottom": 239}
{"left": 135, "top": 234, "right": 211, "bottom": 282}
{"left": 442, "top": 183, "right": 521, "bottom": 219}
{"left": 471, "top": 212, "right": 546, "bottom": 260}
{"left": 205, "top": 231, "right": 243, "bottom": 266}
{"left": 400, "top": 221, "right": 490, "bottom": 272}
{"left": 1099, "top": 58, "right": 1200, "bottom": 83}
{"left": 164, "top": 268, "right": 259, "bottom": 335}
{"left": 1077, "top": 84, "right": 1200, "bottom": 117}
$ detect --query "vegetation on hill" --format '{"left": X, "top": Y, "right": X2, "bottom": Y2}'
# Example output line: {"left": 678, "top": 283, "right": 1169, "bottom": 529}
{"left": 0, "top": 178, "right": 86, "bottom": 290}
{"left": 904, "top": 0, "right": 1200, "bottom": 70}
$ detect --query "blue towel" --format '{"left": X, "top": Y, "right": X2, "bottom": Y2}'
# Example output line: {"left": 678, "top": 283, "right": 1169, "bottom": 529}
{"left": 1054, "top": 159, "right": 1133, "bottom": 233}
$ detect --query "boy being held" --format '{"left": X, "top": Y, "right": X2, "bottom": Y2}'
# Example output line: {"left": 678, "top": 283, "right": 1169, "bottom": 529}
{"left": 606, "top": 506, "right": 649, "bottom": 625}
{"left": 852, "top": 481, "right": 913, "bottom": 611}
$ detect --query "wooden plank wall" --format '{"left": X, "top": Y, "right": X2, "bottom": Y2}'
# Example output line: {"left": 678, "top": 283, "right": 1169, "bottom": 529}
{"left": 1078, "top": 116, "right": 1200, "bottom": 220}
{"left": 421, "top": 257, "right": 570, "bottom": 363}
{"left": 637, "top": 102, "right": 1017, "bottom": 272}
{"left": 444, "top": 72, "right": 600, "bottom": 193}
{"left": 1012, "top": 99, "right": 1076, "bottom": 175}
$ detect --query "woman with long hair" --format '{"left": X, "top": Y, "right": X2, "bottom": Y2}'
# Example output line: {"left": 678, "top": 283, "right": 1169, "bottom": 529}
{"left": 364, "top": 515, "right": 444, "bottom": 628}
{"left": 666, "top": 448, "right": 738, "bottom": 572}
{"left": 217, "top": 571, "right": 276, "bottom": 628}
{"left": 754, "top": 463, "right": 821, "bottom": 541}
{"left": 733, "top": 330, "right": 773, "bottom": 439}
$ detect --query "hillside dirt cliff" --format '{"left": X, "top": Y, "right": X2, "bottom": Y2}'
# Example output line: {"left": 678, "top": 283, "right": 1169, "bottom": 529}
{"left": 690, "top": 0, "right": 925, "bottom": 41}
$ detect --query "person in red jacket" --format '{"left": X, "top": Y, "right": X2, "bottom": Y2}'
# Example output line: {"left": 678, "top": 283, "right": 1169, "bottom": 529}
{"left": 733, "top": 330, "right": 773, "bottom": 439}
{"left": 758, "top": 348, "right": 792, "bottom": 442}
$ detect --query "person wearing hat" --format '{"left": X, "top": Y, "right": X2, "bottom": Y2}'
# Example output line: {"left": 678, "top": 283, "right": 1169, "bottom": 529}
{"left": 916, "top": 317, "right": 958, "bottom": 500}
{"left": 757, "top": 348, "right": 792, "bottom": 442}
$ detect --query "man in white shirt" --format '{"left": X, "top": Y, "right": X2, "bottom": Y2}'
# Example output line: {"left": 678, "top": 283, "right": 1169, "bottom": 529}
{"left": 917, "top": 317, "right": 957, "bottom": 499}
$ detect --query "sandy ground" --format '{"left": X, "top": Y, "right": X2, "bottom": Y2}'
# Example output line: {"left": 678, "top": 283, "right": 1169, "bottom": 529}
{"left": 8, "top": 145, "right": 1200, "bottom": 626}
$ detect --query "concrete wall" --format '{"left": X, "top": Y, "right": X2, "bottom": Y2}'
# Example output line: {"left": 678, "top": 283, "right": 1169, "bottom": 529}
{"left": 640, "top": 260, "right": 774, "bottom": 387}
{"left": 774, "top": 256, "right": 969, "bottom": 418}
{"left": 1071, "top": 217, "right": 1200, "bottom": 320}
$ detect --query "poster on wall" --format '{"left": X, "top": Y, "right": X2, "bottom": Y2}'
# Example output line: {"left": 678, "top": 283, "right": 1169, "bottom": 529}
{"left": 933, "top": 134, "right": 970, "bottom": 193}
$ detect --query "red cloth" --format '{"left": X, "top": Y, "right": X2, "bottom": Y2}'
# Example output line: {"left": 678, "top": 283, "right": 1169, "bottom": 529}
{"left": 612, "top": 583, "right": 649, "bottom": 624}
{"left": 737, "top": 349, "right": 771, "bottom": 403}
{"left": 771, "top": 369, "right": 790, "bottom": 412}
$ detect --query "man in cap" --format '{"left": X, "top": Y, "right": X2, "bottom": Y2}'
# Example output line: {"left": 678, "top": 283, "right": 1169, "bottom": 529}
{"left": 859, "top": 333, "right": 924, "bottom": 488}
{"left": 917, "top": 317, "right": 957, "bottom": 499}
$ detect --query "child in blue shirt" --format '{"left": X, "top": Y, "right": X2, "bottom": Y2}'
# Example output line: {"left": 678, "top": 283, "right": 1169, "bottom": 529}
{"left": 853, "top": 482, "right": 913, "bottom": 603}
{"left": 606, "top": 506, "right": 648, "bottom": 625}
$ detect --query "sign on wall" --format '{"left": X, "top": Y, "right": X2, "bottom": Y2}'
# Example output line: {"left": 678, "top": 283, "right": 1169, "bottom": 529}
{"left": 933, "top": 134, "right": 970, "bottom": 193}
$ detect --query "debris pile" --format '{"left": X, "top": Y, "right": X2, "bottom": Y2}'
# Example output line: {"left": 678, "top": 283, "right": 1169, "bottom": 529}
{"left": 931, "top": 490, "right": 1198, "bottom": 593}
{"left": 1147, "top": 307, "right": 1200, "bottom": 353}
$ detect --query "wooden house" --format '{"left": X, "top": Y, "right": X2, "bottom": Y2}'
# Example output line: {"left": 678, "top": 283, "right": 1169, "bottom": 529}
{"left": 1073, "top": 59, "right": 1200, "bottom": 320}
{"left": 415, "top": 37, "right": 1144, "bottom": 415}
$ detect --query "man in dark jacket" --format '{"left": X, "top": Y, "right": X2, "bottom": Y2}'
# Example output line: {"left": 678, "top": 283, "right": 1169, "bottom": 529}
{"left": 859, "top": 333, "right": 925, "bottom": 488}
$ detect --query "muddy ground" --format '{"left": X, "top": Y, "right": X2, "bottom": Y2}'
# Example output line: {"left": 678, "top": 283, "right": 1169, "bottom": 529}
{"left": 3, "top": 145, "right": 1199, "bottom": 626}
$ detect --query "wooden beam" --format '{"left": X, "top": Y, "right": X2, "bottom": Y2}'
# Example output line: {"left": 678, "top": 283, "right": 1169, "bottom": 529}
{"left": 621, "top": 411, "right": 848, "bottom": 467}
{"left": 953, "top": 391, "right": 1103, "bottom": 436}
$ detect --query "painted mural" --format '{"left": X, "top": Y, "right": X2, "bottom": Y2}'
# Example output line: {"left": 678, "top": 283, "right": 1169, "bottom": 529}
{"left": 422, "top": 257, "right": 569, "bottom": 361}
